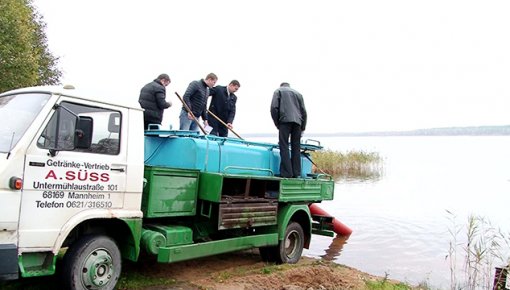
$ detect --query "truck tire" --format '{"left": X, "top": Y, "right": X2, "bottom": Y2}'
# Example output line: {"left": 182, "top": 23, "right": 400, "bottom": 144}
{"left": 276, "top": 222, "right": 304, "bottom": 264}
{"left": 61, "top": 235, "right": 121, "bottom": 290}
{"left": 260, "top": 222, "right": 305, "bottom": 264}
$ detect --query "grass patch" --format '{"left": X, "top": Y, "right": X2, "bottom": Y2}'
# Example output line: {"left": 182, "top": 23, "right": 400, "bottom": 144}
{"left": 310, "top": 149, "right": 383, "bottom": 181}
{"left": 0, "top": 272, "right": 178, "bottom": 290}
{"left": 365, "top": 279, "right": 415, "bottom": 290}
{"left": 260, "top": 263, "right": 290, "bottom": 275}
{"left": 0, "top": 277, "right": 56, "bottom": 290}
{"left": 116, "top": 271, "right": 177, "bottom": 290}
{"left": 364, "top": 273, "right": 424, "bottom": 290}
{"left": 213, "top": 271, "right": 232, "bottom": 283}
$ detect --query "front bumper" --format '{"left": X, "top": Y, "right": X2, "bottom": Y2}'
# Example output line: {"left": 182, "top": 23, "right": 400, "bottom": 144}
{"left": 0, "top": 244, "right": 18, "bottom": 280}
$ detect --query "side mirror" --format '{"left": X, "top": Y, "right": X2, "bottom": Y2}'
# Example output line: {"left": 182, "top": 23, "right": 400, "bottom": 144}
{"left": 75, "top": 116, "right": 93, "bottom": 149}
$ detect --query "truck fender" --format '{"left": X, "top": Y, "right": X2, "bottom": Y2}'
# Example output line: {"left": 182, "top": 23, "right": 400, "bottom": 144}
{"left": 276, "top": 204, "right": 312, "bottom": 249}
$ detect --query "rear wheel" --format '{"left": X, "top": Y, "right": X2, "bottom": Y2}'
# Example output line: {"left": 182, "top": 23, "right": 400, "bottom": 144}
{"left": 276, "top": 222, "right": 304, "bottom": 264}
{"left": 259, "top": 222, "right": 305, "bottom": 264}
{"left": 61, "top": 235, "right": 121, "bottom": 290}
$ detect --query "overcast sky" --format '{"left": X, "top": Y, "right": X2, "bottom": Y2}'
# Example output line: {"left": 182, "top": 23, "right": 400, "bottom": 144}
{"left": 33, "top": 0, "right": 510, "bottom": 134}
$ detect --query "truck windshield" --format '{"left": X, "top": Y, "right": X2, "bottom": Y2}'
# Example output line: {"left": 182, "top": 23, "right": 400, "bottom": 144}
{"left": 0, "top": 93, "right": 51, "bottom": 153}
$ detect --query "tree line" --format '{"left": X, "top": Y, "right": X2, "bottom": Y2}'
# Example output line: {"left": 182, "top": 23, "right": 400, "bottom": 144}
{"left": 0, "top": 0, "right": 61, "bottom": 93}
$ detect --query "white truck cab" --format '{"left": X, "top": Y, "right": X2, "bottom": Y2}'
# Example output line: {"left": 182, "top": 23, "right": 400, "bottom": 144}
{"left": 0, "top": 86, "right": 144, "bottom": 284}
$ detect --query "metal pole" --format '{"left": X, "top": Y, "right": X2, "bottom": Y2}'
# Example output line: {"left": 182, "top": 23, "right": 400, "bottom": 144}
{"left": 206, "top": 109, "right": 244, "bottom": 140}
{"left": 174, "top": 92, "right": 208, "bottom": 135}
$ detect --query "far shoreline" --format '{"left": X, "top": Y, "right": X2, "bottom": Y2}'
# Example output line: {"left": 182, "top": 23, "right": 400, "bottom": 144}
{"left": 244, "top": 124, "right": 510, "bottom": 138}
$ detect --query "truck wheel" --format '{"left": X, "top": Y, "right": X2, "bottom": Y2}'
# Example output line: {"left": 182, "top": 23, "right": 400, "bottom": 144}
{"left": 62, "top": 235, "right": 121, "bottom": 290}
{"left": 276, "top": 222, "right": 304, "bottom": 264}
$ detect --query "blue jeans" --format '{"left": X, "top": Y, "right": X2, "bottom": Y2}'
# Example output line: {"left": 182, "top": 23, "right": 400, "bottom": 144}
{"left": 179, "top": 109, "right": 199, "bottom": 131}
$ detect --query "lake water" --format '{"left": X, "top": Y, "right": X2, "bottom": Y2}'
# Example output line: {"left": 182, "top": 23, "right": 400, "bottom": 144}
{"left": 254, "top": 136, "right": 510, "bottom": 289}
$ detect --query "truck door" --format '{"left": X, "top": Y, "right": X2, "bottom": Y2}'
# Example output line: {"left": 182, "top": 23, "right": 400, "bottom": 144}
{"left": 0, "top": 92, "right": 53, "bottom": 279}
{"left": 19, "top": 99, "right": 128, "bottom": 249}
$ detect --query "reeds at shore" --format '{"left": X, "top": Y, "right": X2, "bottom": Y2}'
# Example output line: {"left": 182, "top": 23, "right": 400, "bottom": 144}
{"left": 446, "top": 211, "right": 510, "bottom": 290}
{"left": 310, "top": 149, "right": 383, "bottom": 181}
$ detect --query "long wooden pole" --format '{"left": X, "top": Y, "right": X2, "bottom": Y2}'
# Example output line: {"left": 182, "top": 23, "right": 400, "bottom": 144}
{"left": 174, "top": 92, "right": 208, "bottom": 135}
{"left": 302, "top": 152, "right": 328, "bottom": 175}
{"left": 206, "top": 109, "right": 244, "bottom": 140}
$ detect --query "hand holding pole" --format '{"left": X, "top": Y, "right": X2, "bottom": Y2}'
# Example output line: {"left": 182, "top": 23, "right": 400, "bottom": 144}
{"left": 206, "top": 109, "right": 244, "bottom": 140}
{"left": 174, "top": 92, "right": 208, "bottom": 135}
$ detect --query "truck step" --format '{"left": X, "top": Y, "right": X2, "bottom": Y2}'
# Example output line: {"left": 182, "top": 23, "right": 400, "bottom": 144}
{"left": 19, "top": 252, "right": 56, "bottom": 278}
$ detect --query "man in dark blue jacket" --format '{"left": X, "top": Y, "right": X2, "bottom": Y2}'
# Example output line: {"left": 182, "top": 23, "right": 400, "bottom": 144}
{"left": 179, "top": 73, "right": 218, "bottom": 131}
{"left": 208, "top": 80, "right": 241, "bottom": 137}
{"left": 138, "top": 74, "right": 172, "bottom": 130}
{"left": 270, "top": 82, "right": 307, "bottom": 178}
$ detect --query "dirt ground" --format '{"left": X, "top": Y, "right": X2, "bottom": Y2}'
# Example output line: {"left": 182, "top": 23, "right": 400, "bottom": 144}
{"left": 1, "top": 248, "right": 414, "bottom": 290}
{"left": 119, "top": 249, "right": 405, "bottom": 290}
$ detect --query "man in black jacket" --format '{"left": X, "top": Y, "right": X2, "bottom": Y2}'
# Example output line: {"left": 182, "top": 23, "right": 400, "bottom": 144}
{"left": 179, "top": 73, "right": 218, "bottom": 131}
{"left": 270, "top": 82, "right": 307, "bottom": 178}
{"left": 138, "top": 74, "right": 172, "bottom": 129}
{"left": 208, "top": 80, "right": 241, "bottom": 137}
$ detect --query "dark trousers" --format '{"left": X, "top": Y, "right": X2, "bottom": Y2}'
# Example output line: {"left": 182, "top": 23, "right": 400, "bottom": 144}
{"left": 209, "top": 119, "right": 228, "bottom": 137}
{"left": 278, "top": 122, "right": 302, "bottom": 178}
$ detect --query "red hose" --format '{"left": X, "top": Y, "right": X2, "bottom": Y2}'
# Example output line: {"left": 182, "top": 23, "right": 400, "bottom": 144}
{"left": 309, "top": 203, "right": 353, "bottom": 236}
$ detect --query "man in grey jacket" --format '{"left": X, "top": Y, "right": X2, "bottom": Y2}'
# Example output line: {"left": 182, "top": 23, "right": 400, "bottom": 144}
{"left": 270, "top": 82, "right": 307, "bottom": 178}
